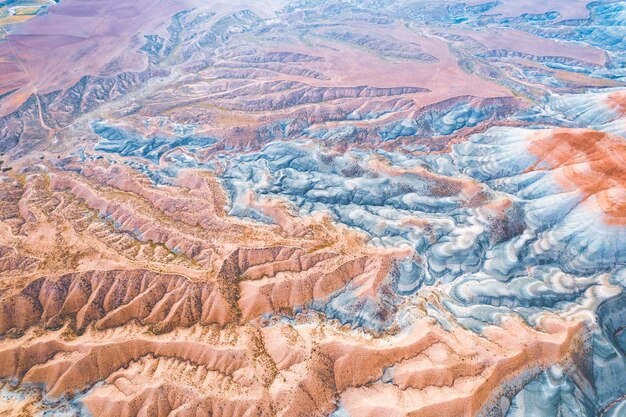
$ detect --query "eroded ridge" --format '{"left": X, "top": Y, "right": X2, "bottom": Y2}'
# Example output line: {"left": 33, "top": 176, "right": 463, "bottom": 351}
{"left": 0, "top": 0, "right": 625, "bottom": 416}
{"left": 0, "top": 153, "right": 596, "bottom": 417}
{"left": 0, "top": 312, "right": 582, "bottom": 417}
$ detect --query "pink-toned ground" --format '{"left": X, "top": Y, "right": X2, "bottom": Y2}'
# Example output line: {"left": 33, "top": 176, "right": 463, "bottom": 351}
{"left": 449, "top": 27, "right": 606, "bottom": 65}
{"left": 608, "top": 91, "right": 626, "bottom": 116}
{"left": 466, "top": 0, "right": 592, "bottom": 20}
{"left": 0, "top": 0, "right": 292, "bottom": 116}
{"left": 0, "top": 1, "right": 620, "bottom": 416}
{"left": 241, "top": 21, "right": 513, "bottom": 107}
{"left": 0, "top": 151, "right": 588, "bottom": 416}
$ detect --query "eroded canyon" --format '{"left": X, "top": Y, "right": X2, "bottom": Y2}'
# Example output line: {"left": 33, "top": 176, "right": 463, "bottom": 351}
{"left": 0, "top": 1, "right": 625, "bottom": 416}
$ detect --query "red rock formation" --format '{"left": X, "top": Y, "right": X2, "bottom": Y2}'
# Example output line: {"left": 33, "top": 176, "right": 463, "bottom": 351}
{"left": 527, "top": 128, "right": 626, "bottom": 225}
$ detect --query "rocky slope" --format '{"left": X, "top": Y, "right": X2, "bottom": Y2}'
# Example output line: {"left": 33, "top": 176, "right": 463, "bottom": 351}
{"left": 0, "top": 0, "right": 625, "bottom": 416}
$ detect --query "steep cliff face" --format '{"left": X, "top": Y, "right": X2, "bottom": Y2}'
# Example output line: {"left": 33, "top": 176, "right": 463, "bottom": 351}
{"left": 0, "top": 0, "right": 625, "bottom": 416}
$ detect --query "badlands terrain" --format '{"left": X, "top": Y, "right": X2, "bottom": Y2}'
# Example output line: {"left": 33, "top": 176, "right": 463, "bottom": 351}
{"left": 0, "top": 0, "right": 625, "bottom": 416}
